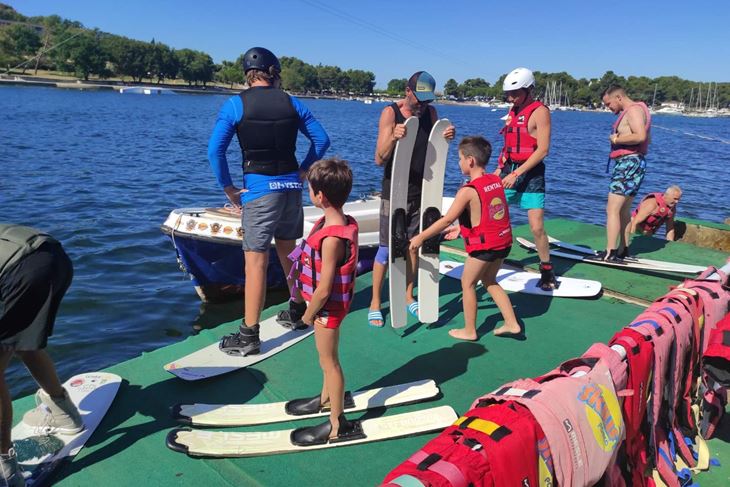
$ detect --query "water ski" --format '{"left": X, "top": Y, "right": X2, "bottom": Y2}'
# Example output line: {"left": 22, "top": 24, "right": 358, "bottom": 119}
{"left": 439, "top": 260, "right": 602, "bottom": 298}
{"left": 166, "top": 405, "right": 457, "bottom": 457}
{"left": 164, "top": 315, "right": 313, "bottom": 381}
{"left": 12, "top": 372, "right": 121, "bottom": 486}
{"left": 388, "top": 116, "right": 419, "bottom": 329}
{"left": 546, "top": 235, "right": 704, "bottom": 274}
{"left": 418, "top": 119, "right": 452, "bottom": 324}
{"left": 172, "top": 379, "right": 440, "bottom": 427}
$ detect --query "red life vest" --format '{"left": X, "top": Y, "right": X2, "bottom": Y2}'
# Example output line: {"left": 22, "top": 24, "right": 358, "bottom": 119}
{"left": 609, "top": 328, "right": 655, "bottom": 487}
{"left": 499, "top": 100, "right": 544, "bottom": 165}
{"left": 382, "top": 401, "right": 554, "bottom": 487}
{"left": 633, "top": 192, "right": 674, "bottom": 234}
{"left": 609, "top": 102, "right": 651, "bottom": 159}
{"left": 458, "top": 174, "right": 512, "bottom": 254}
{"left": 704, "top": 312, "right": 730, "bottom": 386}
{"left": 289, "top": 215, "right": 359, "bottom": 322}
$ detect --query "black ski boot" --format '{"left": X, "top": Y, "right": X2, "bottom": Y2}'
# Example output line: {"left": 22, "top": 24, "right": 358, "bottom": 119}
{"left": 537, "top": 262, "right": 559, "bottom": 290}
{"left": 618, "top": 247, "right": 632, "bottom": 260}
{"left": 219, "top": 324, "right": 260, "bottom": 356}
{"left": 276, "top": 300, "right": 308, "bottom": 330}
{"left": 285, "top": 392, "right": 355, "bottom": 416}
{"left": 290, "top": 413, "right": 365, "bottom": 446}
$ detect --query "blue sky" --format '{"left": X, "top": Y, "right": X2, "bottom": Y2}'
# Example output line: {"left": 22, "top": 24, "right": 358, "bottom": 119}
{"left": 9, "top": 0, "right": 730, "bottom": 88}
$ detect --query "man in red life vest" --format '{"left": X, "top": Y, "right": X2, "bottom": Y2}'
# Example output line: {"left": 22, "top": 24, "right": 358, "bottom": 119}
{"left": 628, "top": 186, "right": 681, "bottom": 243}
{"left": 601, "top": 85, "right": 652, "bottom": 262}
{"left": 498, "top": 67, "right": 558, "bottom": 290}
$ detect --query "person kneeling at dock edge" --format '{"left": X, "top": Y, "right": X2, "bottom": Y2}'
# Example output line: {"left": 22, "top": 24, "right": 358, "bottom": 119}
{"left": 208, "top": 47, "right": 330, "bottom": 356}
{"left": 284, "top": 158, "right": 363, "bottom": 445}
{"left": 0, "top": 224, "right": 83, "bottom": 487}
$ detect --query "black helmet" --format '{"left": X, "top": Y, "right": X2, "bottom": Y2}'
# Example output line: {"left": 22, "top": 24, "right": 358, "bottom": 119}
{"left": 242, "top": 47, "right": 280, "bottom": 73}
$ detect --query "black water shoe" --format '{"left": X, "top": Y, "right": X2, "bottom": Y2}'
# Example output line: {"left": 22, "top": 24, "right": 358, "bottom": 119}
{"left": 285, "top": 392, "right": 356, "bottom": 416}
{"left": 290, "top": 413, "right": 365, "bottom": 446}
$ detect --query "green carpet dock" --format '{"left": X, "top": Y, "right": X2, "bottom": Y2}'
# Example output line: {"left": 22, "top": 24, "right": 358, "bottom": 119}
{"left": 16, "top": 218, "right": 730, "bottom": 486}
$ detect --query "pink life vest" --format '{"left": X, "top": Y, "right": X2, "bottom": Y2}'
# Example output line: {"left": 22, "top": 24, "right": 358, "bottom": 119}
{"left": 704, "top": 312, "right": 730, "bottom": 386}
{"left": 288, "top": 216, "right": 359, "bottom": 323}
{"left": 609, "top": 328, "right": 655, "bottom": 487}
{"left": 627, "top": 310, "right": 695, "bottom": 487}
{"left": 458, "top": 174, "right": 512, "bottom": 253}
{"left": 679, "top": 267, "right": 730, "bottom": 439}
{"left": 609, "top": 101, "right": 651, "bottom": 159}
{"left": 381, "top": 401, "right": 554, "bottom": 487}
{"left": 499, "top": 100, "right": 544, "bottom": 165}
{"left": 477, "top": 358, "right": 624, "bottom": 487}
{"left": 646, "top": 293, "right": 703, "bottom": 469}
{"left": 633, "top": 192, "right": 675, "bottom": 235}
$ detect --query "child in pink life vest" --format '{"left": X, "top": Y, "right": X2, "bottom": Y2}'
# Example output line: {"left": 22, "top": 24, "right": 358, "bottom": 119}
{"left": 286, "top": 158, "right": 362, "bottom": 446}
{"left": 410, "top": 136, "right": 520, "bottom": 341}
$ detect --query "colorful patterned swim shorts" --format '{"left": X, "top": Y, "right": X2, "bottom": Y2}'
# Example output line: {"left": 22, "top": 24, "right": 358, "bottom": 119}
{"left": 609, "top": 154, "right": 646, "bottom": 197}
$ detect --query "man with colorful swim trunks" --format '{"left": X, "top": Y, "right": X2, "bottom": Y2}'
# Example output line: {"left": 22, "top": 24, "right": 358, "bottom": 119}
{"left": 601, "top": 85, "right": 651, "bottom": 262}
{"left": 208, "top": 47, "right": 330, "bottom": 355}
{"left": 497, "top": 67, "right": 558, "bottom": 290}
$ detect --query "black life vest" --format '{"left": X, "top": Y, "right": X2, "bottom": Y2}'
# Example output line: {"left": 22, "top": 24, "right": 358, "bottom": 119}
{"left": 236, "top": 86, "right": 300, "bottom": 176}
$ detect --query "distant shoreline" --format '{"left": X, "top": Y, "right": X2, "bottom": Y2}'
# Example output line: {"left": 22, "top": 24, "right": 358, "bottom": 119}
{"left": 2, "top": 73, "right": 728, "bottom": 117}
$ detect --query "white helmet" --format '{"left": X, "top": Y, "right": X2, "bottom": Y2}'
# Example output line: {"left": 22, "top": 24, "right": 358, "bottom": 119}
{"left": 503, "top": 67, "right": 535, "bottom": 91}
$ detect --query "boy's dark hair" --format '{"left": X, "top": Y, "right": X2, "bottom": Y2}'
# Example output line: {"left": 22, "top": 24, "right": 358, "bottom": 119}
{"left": 307, "top": 158, "right": 353, "bottom": 208}
{"left": 602, "top": 84, "right": 626, "bottom": 97}
{"left": 458, "top": 136, "right": 492, "bottom": 167}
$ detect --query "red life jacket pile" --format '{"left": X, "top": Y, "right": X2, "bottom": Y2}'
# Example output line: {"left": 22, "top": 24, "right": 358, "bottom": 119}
{"left": 382, "top": 266, "right": 730, "bottom": 487}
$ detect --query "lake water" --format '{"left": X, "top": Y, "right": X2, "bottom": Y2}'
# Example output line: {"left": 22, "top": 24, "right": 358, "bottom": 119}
{"left": 1, "top": 85, "right": 728, "bottom": 395}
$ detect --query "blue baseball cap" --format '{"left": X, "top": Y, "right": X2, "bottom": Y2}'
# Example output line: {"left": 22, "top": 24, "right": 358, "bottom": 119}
{"left": 408, "top": 71, "right": 436, "bottom": 102}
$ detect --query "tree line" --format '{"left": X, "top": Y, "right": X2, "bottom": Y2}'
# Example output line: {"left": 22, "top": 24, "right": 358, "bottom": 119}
{"left": 438, "top": 71, "right": 730, "bottom": 108}
{"left": 1, "top": 3, "right": 727, "bottom": 105}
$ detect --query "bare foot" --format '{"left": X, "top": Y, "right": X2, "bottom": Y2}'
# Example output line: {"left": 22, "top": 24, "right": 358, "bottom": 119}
{"left": 494, "top": 322, "right": 522, "bottom": 337}
{"left": 448, "top": 328, "right": 477, "bottom": 341}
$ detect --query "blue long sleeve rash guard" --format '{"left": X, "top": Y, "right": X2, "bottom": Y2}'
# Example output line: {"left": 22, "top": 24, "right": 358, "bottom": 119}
{"left": 207, "top": 94, "right": 330, "bottom": 203}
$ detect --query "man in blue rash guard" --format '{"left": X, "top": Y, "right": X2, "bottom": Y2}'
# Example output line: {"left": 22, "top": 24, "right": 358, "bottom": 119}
{"left": 208, "top": 47, "right": 330, "bottom": 356}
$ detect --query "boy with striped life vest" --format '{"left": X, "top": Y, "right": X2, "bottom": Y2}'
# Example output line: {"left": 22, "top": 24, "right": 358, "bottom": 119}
{"left": 628, "top": 186, "right": 682, "bottom": 243}
{"left": 410, "top": 136, "right": 521, "bottom": 340}
{"left": 601, "top": 84, "right": 652, "bottom": 262}
{"left": 284, "top": 158, "right": 364, "bottom": 445}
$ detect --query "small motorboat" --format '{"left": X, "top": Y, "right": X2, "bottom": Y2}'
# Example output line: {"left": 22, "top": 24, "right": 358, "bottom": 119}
{"left": 161, "top": 196, "right": 454, "bottom": 302}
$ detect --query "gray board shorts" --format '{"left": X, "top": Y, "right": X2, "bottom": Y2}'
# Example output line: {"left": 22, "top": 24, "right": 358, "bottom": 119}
{"left": 242, "top": 191, "right": 304, "bottom": 252}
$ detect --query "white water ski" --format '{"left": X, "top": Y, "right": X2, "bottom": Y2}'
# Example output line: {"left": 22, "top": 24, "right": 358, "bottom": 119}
{"left": 418, "top": 119, "right": 452, "bottom": 324}
{"left": 172, "top": 379, "right": 439, "bottom": 427}
{"left": 439, "top": 260, "right": 602, "bottom": 298}
{"left": 164, "top": 316, "right": 313, "bottom": 381}
{"left": 166, "top": 405, "right": 457, "bottom": 457}
{"left": 518, "top": 237, "right": 677, "bottom": 272}
{"left": 389, "top": 116, "right": 419, "bottom": 329}
{"left": 546, "top": 236, "right": 704, "bottom": 274}
{"left": 12, "top": 372, "right": 121, "bottom": 486}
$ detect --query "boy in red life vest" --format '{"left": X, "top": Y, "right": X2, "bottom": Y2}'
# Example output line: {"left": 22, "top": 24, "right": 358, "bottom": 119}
{"left": 410, "top": 136, "right": 521, "bottom": 340}
{"left": 628, "top": 185, "right": 681, "bottom": 243}
{"left": 286, "top": 158, "right": 363, "bottom": 446}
